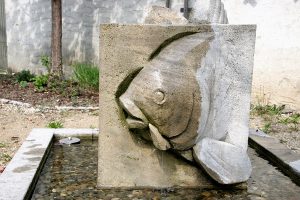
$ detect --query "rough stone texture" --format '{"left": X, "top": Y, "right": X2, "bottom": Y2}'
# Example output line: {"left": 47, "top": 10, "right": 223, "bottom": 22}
{"left": 189, "top": 0, "right": 228, "bottom": 24}
{"left": 144, "top": 5, "right": 188, "bottom": 25}
{"left": 193, "top": 138, "right": 252, "bottom": 184}
{"left": 98, "top": 24, "right": 256, "bottom": 187}
{"left": 116, "top": 23, "right": 255, "bottom": 184}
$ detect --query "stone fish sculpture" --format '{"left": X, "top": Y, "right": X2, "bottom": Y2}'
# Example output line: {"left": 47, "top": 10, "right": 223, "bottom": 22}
{"left": 118, "top": 31, "right": 252, "bottom": 185}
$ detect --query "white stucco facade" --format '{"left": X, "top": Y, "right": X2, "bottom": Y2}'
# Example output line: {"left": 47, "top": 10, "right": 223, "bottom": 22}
{"left": 222, "top": 0, "right": 300, "bottom": 110}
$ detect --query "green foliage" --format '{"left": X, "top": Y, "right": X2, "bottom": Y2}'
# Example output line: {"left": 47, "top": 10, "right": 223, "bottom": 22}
{"left": 47, "top": 121, "right": 64, "bottom": 129}
{"left": 72, "top": 63, "right": 99, "bottom": 91}
{"left": 262, "top": 122, "right": 271, "bottom": 134}
{"left": 48, "top": 80, "right": 81, "bottom": 97}
{"left": 252, "top": 104, "right": 285, "bottom": 116}
{"left": 288, "top": 113, "right": 300, "bottom": 124}
{"left": 0, "top": 143, "right": 6, "bottom": 148}
{"left": 32, "top": 75, "right": 49, "bottom": 91}
{"left": 41, "top": 55, "right": 51, "bottom": 74}
{"left": 0, "top": 153, "right": 12, "bottom": 162}
{"left": 252, "top": 103, "right": 300, "bottom": 134}
{"left": 15, "top": 70, "right": 35, "bottom": 83}
{"left": 279, "top": 113, "right": 300, "bottom": 131}
{"left": 19, "top": 81, "right": 28, "bottom": 88}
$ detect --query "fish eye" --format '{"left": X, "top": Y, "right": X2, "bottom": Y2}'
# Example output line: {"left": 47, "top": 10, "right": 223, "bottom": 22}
{"left": 153, "top": 89, "right": 166, "bottom": 105}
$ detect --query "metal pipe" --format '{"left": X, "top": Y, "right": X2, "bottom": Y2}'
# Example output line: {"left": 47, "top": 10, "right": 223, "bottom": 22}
{"left": 166, "top": 0, "right": 171, "bottom": 8}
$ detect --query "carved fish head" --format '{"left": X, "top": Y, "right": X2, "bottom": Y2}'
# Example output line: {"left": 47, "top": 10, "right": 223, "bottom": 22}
{"left": 119, "top": 64, "right": 195, "bottom": 139}
{"left": 119, "top": 32, "right": 213, "bottom": 150}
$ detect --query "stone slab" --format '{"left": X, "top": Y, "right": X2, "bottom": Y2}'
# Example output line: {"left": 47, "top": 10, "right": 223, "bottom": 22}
{"left": 249, "top": 129, "right": 300, "bottom": 185}
{"left": 0, "top": 129, "right": 53, "bottom": 200}
{"left": 98, "top": 24, "right": 256, "bottom": 188}
{"left": 53, "top": 128, "right": 99, "bottom": 139}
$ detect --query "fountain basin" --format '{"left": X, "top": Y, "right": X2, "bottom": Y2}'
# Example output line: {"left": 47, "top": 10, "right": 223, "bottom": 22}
{"left": 0, "top": 128, "right": 300, "bottom": 199}
{"left": 0, "top": 128, "right": 98, "bottom": 200}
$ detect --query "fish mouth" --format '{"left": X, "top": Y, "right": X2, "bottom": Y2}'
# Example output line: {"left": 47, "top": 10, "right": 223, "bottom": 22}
{"left": 119, "top": 94, "right": 149, "bottom": 129}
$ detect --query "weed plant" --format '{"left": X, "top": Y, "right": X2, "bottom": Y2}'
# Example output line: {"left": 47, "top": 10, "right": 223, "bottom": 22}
{"left": 15, "top": 70, "right": 35, "bottom": 83}
{"left": 72, "top": 62, "right": 99, "bottom": 91}
{"left": 262, "top": 122, "right": 271, "bottom": 134}
{"left": 40, "top": 55, "right": 51, "bottom": 74}
{"left": 0, "top": 153, "right": 12, "bottom": 162}
{"left": 32, "top": 75, "right": 49, "bottom": 91}
{"left": 0, "top": 143, "right": 6, "bottom": 148}
{"left": 47, "top": 121, "right": 64, "bottom": 129}
{"left": 252, "top": 103, "right": 300, "bottom": 133}
{"left": 252, "top": 104, "right": 285, "bottom": 116}
{"left": 19, "top": 81, "right": 28, "bottom": 88}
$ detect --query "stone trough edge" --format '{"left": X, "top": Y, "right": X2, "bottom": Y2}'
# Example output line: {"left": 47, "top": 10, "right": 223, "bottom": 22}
{"left": 0, "top": 128, "right": 99, "bottom": 200}
{"left": 249, "top": 128, "right": 300, "bottom": 186}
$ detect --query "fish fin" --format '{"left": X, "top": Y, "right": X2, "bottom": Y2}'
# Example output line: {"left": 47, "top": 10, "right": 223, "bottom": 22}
{"left": 193, "top": 138, "right": 251, "bottom": 184}
{"left": 149, "top": 124, "right": 171, "bottom": 151}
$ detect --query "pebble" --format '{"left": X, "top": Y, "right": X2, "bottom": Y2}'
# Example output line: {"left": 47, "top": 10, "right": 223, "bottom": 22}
{"left": 60, "top": 193, "right": 67, "bottom": 197}
{"left": 201, "top": 191, "right": 212, "bottom": 197}
{"left": 0, "top": 166, "right": 5, "bottom": 173}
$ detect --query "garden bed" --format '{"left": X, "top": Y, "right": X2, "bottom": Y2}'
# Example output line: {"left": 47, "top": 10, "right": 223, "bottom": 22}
{"left": 0, "top": 74, "right": 98, "bottom": 107}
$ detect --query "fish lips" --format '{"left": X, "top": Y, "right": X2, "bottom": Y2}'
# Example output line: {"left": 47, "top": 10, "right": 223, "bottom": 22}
{"left": 119, "top": 94, "right": 149, "bottom": 129}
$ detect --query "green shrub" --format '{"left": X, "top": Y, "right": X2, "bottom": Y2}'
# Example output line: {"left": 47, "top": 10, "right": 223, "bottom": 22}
{"left": 47, "top": 121, "right": 64, "bottom": 129}
{"left": 32, "top": 75, "right": 49, "bottom": 91}
{"left": 72, "top": 63, "right": 99, "bottom": 91}
{"left": 41, "top": 55, "right": 51, "bottom": 74}
{"left": 15, "top": 70, "right": 35, "bottom": 83}
{"left": 19, "top": 81, "right": 28, "bottom": 88}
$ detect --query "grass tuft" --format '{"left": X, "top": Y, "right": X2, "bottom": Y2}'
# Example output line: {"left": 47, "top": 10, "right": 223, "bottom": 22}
{"left": 252, "top": 104, "right": 285, "bottom": 116}
{"left": 72, "top": 63, "right": 99, "bottom": 91}
{"left": 0, "top": 143, "right": 6, "bottom": 148}
{"left": 47, "top": 121, "right": 64, "bottom": 129}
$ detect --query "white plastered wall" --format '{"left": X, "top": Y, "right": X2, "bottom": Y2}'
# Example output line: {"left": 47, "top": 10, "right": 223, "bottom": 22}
{"left": 222, "top": 0, "right": 300, "bottom": 111}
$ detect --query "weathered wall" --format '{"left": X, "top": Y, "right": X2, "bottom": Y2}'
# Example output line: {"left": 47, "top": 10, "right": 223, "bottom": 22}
{"left": 222, "top": 0, "right": 300, "bottom": 110}
{"left": 5, "top": 0, "right": 165, "bottom": 74}
{"left": 5, "top": 0, "right": 300, "bottom": 110}
{"left": 0, "top": 0, "right": 7, "bottom": 72}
